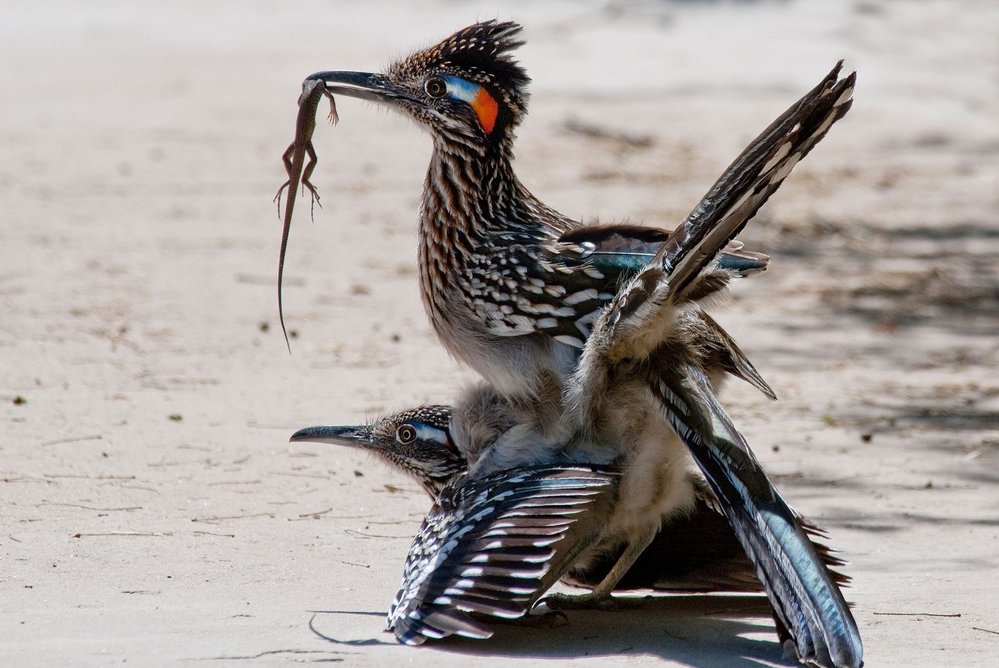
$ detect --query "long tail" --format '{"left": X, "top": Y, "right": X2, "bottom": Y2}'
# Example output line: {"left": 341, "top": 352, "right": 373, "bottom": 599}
{"left": 646, "top": 360, "right": 863, "bottom": 668}
{"left": 563, "top": 473, "right": 849, "bottom": 594}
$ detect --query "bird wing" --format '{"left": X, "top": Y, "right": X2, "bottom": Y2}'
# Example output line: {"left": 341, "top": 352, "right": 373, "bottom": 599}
{"left": 559, "top": 223, "right": 770, "bottom": 283}
{"left": 471, "top": 56, "right": 856, "bottom": 349}
{"left": 524, "top": 62, "right": 854, "bottom": 352}
{"left": 578, "top": 63, "right": 855, "bottom": 366}
{"left": 655, "top": 62, "right": 855, "bottom": 301}
{"left": 501, "top": 227, "right": 769, "bottom": 348}
{"left": 645, "top": 360, "right": 863, "bottom": 668}
{"left": 387, "top": 465, "right": 618, "bottom": 645}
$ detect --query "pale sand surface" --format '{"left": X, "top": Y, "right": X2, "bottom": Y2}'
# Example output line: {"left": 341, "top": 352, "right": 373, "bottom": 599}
{"left": 2, "top": 1, "right": 998, "bottom": 666}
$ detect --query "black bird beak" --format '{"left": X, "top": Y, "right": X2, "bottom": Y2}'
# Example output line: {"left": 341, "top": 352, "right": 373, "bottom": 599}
{"left": 290, "top": 424, "right": 373, "bottom": 447}
{"left": 305, "top": 71, "right": 400, "bottom": 104}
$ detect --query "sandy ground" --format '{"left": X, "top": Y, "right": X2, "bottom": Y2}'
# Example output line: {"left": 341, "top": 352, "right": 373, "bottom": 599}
{"left": 3, "top": 1, "right": 998, "bottom": 666}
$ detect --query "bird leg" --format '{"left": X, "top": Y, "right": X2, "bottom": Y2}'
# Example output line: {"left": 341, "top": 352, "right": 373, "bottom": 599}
{"left": 541, "top": 524, "right": 659, "bottom": 611}
{"left": 566, "top": 269, "right": 679, "bottom": 436}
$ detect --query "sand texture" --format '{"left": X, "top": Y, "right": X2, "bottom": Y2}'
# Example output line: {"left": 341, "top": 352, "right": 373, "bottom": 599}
{"left": 3, "top": 1, "right": 998, "bottom": 665}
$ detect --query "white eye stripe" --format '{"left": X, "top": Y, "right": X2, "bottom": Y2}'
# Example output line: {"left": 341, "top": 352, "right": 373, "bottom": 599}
{"left": 414, "top": 423, "right": 447, "bottom": 445}
{"left": 441, "top": 75, "right": 480, "bottom": 104}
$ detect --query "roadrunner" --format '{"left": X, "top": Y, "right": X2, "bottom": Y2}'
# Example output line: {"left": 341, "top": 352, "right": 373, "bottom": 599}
{"left": 294, "top": 20, "right": 860, "bottom": 667}
{"left": 294, "top": 405, "right": 462, "bottom": 497}
{"left": 293, "top": 406, "right": 839, "bottom": 596}
{"left": 293, "top": 20, "right": 789, "bottom": 399}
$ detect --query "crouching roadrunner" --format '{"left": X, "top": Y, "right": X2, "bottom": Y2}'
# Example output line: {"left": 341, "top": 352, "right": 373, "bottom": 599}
{"left": 294, "top": 355, "right": 856, "bottom": 661}
{"left": 293, "top": 406, "right": 844, "bottom": 596}
{"left": 295, "top": 20, "right": 859, "bottom": 667}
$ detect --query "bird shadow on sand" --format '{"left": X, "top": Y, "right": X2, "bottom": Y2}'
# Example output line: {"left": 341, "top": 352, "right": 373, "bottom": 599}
{"left": 309, "top": 595, "right": 795, "bottom": 667}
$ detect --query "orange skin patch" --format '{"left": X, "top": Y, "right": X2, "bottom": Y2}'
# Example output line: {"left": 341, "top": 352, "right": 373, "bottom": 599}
{"left": 442, "top": 75, "right": 500, "bottom": 135}
{"left": 471, "top": 87, "right": 498, "bottom": 134}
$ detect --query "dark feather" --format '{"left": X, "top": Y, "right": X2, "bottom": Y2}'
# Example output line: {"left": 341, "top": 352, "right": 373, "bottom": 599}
{"left": 388, "top": 466, "right": 618, "bottom": 645}
{"left": 560, "top": 223, "right": 769, "bottom": 281}
{"left": 646, "top": 361, "right": 863, "bottom": 668}
{"left": 656, "top": 63, "right": 855, "bottom": 301}
{"left": 698, "top": 311, "right": 777, "bottom": 400}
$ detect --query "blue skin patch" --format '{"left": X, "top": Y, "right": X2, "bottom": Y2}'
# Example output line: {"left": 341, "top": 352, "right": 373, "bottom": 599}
{"left": 440, "top": 75, "right": 498, "bottom": 134}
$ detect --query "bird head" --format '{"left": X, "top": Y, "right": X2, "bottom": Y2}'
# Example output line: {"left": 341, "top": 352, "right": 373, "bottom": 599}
{"left": 291, "top": 405, "right": 466, "bottom": 497}
{"left": 306, "top": 21, "right": 530, "bottom": 150}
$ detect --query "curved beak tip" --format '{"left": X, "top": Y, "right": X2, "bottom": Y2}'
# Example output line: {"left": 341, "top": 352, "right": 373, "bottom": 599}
{"left": 304, "top": 71, "right": 396, "bottom": 104}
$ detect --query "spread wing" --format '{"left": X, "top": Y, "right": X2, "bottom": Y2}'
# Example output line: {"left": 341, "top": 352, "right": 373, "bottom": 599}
{"left": 388, "top": 465, "right": 618, "bottom": 645}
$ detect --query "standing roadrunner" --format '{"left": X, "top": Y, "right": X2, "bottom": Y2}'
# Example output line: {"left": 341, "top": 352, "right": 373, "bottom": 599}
{"left": 286, "top": 21, "right": 782, "bottom": 399}
{"left": 288, "top": 20, "right": 860, "bottom": 667}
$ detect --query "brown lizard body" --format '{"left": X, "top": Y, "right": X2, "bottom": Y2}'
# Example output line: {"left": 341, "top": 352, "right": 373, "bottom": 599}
{"left": 275, "top": 79, "right": 338, "bottom": 350}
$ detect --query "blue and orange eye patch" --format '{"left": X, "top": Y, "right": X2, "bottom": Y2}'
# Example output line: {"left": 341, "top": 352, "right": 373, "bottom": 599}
{"left": 441, "top": 75, "right": 499, "bottom": 135}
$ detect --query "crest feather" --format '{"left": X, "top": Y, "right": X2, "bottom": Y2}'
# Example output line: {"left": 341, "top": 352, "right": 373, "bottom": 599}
{"left": 391, "top": 20, "right": 531, "bottom": 127}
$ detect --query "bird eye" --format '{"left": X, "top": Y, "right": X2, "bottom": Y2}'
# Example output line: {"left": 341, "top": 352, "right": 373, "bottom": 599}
{"left": 396, "top": 424, "right": 417, "bottom": 444}
{"left": 424, "top": 77, "right": 447, "bottom": 99}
